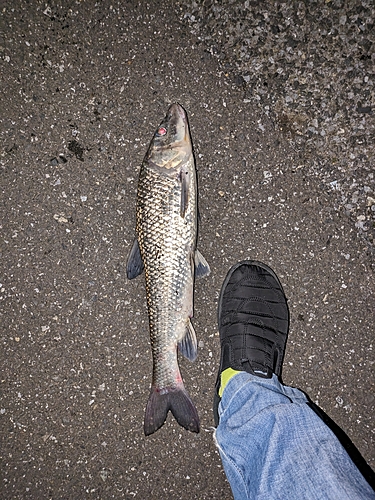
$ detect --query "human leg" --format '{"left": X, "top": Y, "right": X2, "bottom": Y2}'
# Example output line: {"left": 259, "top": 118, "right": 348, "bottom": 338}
{"left": 213, "top": 261, "right": 375, "bottom": 500}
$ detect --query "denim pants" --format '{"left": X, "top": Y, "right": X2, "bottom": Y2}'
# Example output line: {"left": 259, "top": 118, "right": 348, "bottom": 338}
{"left": 215, "top": 373, "right": 375, "bottom": 500}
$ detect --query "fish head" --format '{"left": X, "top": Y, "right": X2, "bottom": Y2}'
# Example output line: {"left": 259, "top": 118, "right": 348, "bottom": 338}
{"left": 146, "top": 103, "right": 192, "bottom": 170}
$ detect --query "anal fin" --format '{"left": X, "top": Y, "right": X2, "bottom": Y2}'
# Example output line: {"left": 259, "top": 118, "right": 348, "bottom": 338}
{"left": 178, "top": 320, "right": 197, "bottom": 361}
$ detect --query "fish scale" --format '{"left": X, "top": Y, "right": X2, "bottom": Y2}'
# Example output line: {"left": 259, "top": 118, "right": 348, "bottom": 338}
{"left": 126, "top": 103, "right": 210, "bottom": 435}
{"left": 137, "top": 165, "right": 196, "bottom": 389}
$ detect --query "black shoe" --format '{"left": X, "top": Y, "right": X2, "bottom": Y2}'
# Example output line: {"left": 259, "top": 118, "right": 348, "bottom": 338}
{"left": 213, "top": 260, "right": 289, "bottom": 426}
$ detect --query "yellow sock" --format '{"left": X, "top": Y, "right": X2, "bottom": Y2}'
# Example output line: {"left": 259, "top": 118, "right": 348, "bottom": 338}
{"left": 219, "top": 368, "right": 241, "bottom": 397}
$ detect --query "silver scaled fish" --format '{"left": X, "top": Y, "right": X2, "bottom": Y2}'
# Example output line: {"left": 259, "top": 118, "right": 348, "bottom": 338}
{"left": 127, "top": 103, "right": 210, "bottom": 436}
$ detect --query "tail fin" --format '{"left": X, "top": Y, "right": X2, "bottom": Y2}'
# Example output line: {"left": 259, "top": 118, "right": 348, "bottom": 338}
{"left": 144, "top": 385, "right": 200, "bottom": 436}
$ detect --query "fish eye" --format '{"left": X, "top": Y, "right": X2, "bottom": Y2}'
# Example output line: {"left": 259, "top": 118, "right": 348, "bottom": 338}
{"left": 157, "top": 127, "right": 167, "bottom": 136}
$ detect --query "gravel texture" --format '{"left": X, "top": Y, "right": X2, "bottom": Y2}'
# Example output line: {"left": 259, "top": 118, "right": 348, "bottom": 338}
{"left": 179, "top": 0, "right": 375, "bottom": 256}
{"left": 1, "top": 0, "right": 374, "bottom": 498}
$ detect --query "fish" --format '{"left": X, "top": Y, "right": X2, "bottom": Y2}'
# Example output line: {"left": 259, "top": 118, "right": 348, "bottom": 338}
{"left": 126, "top": 103, "right": 210, "bottom": 436}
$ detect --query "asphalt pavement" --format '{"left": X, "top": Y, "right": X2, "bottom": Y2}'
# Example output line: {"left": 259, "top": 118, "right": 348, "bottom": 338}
{"left": 1, "top": 1, "right": 374, "bottom": 498}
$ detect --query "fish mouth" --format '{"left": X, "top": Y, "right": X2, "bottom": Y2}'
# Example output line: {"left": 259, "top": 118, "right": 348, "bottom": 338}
{"left": 169, "top": 103, "right": 187, "bottom": 122}
{"left": 167, "top": 103, "right": 189, "bottom": 144}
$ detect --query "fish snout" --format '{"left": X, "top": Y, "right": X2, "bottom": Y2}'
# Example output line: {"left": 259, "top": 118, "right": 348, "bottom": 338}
{"left": 169, "top": 103, "right": 187, "bottom": 122}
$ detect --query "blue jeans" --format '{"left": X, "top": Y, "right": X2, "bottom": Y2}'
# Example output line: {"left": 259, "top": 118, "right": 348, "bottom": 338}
{"left": 215, "top": 373, "right": 375, "bottom": 500}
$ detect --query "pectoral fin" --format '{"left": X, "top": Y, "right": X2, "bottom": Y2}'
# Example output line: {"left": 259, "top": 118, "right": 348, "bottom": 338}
{"left": 126, "top": 238, "right": 144, "bottom": 279}
{"left": 179, "top": 168, "right": 190, "bottom": 218}
{"left": 194, "top": 249, "right": 210, "bottom": 279}
{"left": 178, "top": 320, "right": 197, "bottom": 361}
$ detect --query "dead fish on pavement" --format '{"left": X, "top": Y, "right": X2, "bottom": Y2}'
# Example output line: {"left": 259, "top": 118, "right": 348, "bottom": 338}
{"left": 127, "top": 103, "right": 210, "bottom": 436}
